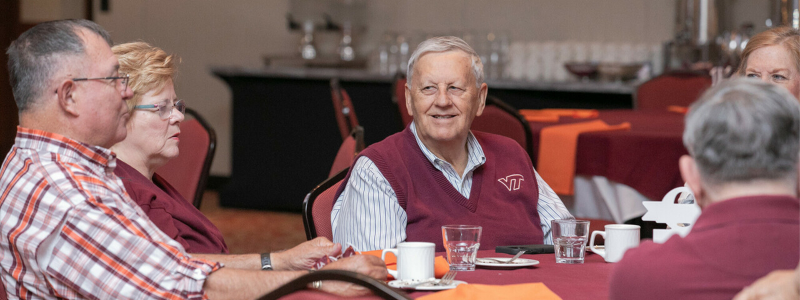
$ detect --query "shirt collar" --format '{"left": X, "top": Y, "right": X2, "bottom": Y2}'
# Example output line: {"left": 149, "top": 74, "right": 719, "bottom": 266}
{"left": 692, "top": 195, "right": 799, "bottom": 232}
{"left": 15, "top": 126, "right": 118, "bottom": 176}
{"left": 409, "top": 121, "right": 486, "bottom": 173}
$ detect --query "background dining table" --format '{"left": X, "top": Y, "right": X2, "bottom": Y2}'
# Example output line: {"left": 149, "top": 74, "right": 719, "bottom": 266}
{"left": 528, "top": 109, "right": 687, "bottom": 202}
{"left": 278, "top": 250, "right": 614, "bottom": 299}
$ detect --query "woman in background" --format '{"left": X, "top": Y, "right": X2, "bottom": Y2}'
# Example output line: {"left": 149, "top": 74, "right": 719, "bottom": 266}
{"left": 111, "top": 42, "right": 228, "bottom": 254}
{"left": 737, "top": 26, "right": 800, "bottom": 99}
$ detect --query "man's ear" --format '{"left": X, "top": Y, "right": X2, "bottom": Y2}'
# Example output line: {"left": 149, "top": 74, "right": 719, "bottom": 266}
{"left": 679, "top": 155, "right": 705, "bottom": 206}
{"left": 57, "top": 80, "right": 80, "bottom": 117}
{"left": 405, "top": 83, "right": 414, "bottom": 117}
{"left": 475, "top": 82, "right": 488, "bottom": 117}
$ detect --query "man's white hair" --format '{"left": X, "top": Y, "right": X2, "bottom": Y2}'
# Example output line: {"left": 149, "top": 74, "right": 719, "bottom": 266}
{"left": 406, "top": 36, "right": 484, "bottom": 88}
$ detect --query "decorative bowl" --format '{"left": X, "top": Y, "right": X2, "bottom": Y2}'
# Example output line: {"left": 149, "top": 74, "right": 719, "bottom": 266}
{"left": 564, "top": 62, "right": 599, "bottom": 80}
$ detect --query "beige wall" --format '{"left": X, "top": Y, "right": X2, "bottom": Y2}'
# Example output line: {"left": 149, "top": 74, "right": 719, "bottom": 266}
{"left": 93, "top": 0, "right": 677, "bottom": 176}
{"left": 21, "top": 0, "right": 86, "bottom": 22}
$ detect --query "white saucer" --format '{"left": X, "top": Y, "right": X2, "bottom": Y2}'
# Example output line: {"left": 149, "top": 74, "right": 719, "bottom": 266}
{"left": 387, "top": 279, "right": 466, "bottom": 290}
{"left": 475, "top": 257, "right": 540, "bottom": 268}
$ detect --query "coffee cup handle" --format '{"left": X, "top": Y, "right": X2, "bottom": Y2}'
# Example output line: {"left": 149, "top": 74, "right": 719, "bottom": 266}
{"left": 590, "top": 231, "right": 606, "bottom": 258}
{"left": 381, "top": 249, "right": 398, "bottom": 279}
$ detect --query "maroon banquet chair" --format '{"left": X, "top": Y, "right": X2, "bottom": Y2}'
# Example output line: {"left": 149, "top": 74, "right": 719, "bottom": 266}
{"left": 303, "top": 168, "right": 349, "bottom": 240}
{"left": 156, "top": 107, "right": 216, "bottom": 209}
{"left": 393, "top": 73, "right": 413, "bottom": 128}
{"left": 330, "top": 78, "right": 360, "bottom": 140}
{"left": 586, "top": 218, "right": 615, "bottom": 245}
{"left": 329, "top": 126, "right": 365, "bottom": 178}
{"left": 471, "top": 96, "right": 535, "bottom": 159}
{"left": 635, "top": 71, "right": 712, "bottom": 111}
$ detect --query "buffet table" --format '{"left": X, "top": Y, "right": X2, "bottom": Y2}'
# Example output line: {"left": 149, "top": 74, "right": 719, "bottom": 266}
{"left": 212, "top": 66, "right": 636, "bottom": 211}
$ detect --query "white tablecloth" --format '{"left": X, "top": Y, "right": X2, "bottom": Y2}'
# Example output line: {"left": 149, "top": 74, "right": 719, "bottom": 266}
{"left": 572, "top": 175, "right": 652, "bottom": 223}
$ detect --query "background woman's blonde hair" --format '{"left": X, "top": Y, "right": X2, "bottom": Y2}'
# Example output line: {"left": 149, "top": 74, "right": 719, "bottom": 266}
{"left": 112, "top": 41, "right": 179, "bottom": 112}
{"left": 738, "top": 26, "right": 800, "bottom": 76}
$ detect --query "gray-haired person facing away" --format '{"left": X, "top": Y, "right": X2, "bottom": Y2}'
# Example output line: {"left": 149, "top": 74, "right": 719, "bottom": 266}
{"left": 609, "top": 78, "right": 800, "bottom": 300}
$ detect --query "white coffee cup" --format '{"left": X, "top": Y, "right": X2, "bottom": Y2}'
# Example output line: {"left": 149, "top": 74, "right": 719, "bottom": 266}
{"left": 381, "top": 242, "right": 435, "bottom": 280}
{"left": 589, "top": 224, "right": 640, "bottom": 263}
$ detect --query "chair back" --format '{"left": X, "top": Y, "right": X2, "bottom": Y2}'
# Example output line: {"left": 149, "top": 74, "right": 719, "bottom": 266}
{"left": 259, "top": 270, "right": 411, "bottom": 300}
{"left": 635, "top": 71, "right": 712, "bottom": 111}
{"left": 393, "top": 74, "right": 413, "bottom": 127}
{"left": 303, "top": 168, "right": 349, "bottom": 240}
{"left": 329, "top": 126, "right": 365, "bottom": 178}
{"left": 157, "top": 108, "right": 216, "bottom": 208}
{"left": 471, "top": 96, "right": 535, "bottom": 159}
{"left": 331, "top": 78, "right": 360, "bottom": 140}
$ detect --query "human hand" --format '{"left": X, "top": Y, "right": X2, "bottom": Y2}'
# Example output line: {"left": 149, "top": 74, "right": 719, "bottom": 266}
{"left": 272, "top": 237, "right": 342, "bottom": 271}
{"left": 733, "top": 269, "right": 800, "bottom": 300}
{"left": 317, "top": 255, "right": 388, "bottom": 297}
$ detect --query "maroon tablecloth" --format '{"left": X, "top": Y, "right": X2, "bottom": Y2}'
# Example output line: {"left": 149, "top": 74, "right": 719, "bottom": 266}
{"left": 529, "top": 109, "right": 687, "bottom": 201}
{"left": 278, "top": 250, "right": 613, "bottom": 300}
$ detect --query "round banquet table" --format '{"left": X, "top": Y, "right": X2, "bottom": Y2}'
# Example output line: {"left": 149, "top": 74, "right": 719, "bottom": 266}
{"left": 528, "top": 109, "right": 687, "bottom": 202}
{"left": 276, "top": 250, "right": 613, "bottom": 300}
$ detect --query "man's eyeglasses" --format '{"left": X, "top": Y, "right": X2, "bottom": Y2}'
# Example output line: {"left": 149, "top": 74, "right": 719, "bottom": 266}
{"left": 133, "top": 99, "right": 186, "bottom": 120}
{"left": 72, "top": 73, "right": 129, "bottom": 92}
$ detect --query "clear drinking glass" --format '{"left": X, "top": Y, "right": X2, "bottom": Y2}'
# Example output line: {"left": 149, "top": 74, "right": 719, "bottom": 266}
{"left": 442, "top": 225, "right": 482, "bottom": 271}
{"left": 552, "top": 220, "right": 590, "bottom": 264}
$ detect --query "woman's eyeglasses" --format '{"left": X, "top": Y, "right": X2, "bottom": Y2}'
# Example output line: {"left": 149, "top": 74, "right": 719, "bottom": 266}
{"left": 133, "top": 99, "right": 186, "bottom": 120}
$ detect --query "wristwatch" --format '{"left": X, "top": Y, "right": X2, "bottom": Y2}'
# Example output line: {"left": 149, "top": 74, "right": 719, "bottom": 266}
{"left": 308, "top": 269, "right": 322, "bottom": 289}
{"left": 260, "top": 252, "right": 273, "bottom": 270}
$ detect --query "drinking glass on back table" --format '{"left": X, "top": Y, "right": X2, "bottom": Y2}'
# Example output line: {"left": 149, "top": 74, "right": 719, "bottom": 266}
{"left": 442, "top": 225, "right": 482, "bottom": 271}
{"left": 552, "top": 220, "right": 590, "bottom": 264}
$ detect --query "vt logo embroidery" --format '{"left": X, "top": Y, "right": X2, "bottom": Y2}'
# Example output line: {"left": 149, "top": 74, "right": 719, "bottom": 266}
{"left": 498, "top": 174, "right": 524, "bottom": 191}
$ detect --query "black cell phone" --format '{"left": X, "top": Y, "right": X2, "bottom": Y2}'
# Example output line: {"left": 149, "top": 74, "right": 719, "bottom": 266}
{"left": 496, "top": 244, "right": 555, "bottom": 255}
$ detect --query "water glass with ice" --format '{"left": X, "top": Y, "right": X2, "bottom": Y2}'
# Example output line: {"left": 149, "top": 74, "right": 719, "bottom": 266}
{"left": 552, "top": 220, "right": 590, "bottom": 264}
{"left": 442, "top": 225, "right": 482, "bottom": 271}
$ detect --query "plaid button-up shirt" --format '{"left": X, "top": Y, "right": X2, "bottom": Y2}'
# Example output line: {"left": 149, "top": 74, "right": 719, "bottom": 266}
{"left": 0, "top": 127, "right": 221, "bottom": 299}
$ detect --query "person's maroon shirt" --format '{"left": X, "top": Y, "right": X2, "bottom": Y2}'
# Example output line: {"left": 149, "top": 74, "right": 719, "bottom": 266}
{"left": 114, "top": 160, "right": 229, "bottom": 254}
{"left": 334, "top": 127, "right": 544, "bottom": 252}
{"left": 609, "top": 195, "right": 799, "bottom": 300}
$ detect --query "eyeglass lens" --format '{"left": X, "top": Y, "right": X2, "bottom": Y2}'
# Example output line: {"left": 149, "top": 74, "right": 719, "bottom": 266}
{"left": 159, "top": 100, "right": 186, "bottom": 119}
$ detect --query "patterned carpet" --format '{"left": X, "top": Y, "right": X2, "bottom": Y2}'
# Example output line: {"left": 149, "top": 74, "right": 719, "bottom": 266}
{"left": 199, "top": 191, "right": 308, "bottom": 254}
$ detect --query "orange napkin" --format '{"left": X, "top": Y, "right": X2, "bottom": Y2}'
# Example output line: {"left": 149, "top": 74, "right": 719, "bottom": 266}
{"left": 519, "top": 111, "right": 560, "bottom": 122}
{"left": 519, "top": 109, "right": 600, "bottom": 122}
{"left": 667, "top": 105, "right": 689, "bottom": 114}
{"left": 537, "top": 120, "right": 631, "bottom": 195}
{"left": 418, "top": 283, "right": 562, "bottom": 300}
{"left": 361, "top": 250, "right": 450, "bottom": 280}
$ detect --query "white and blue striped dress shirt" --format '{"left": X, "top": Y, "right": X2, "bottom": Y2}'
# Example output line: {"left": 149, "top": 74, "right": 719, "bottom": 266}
{"left": 331, "top": 123, "right": 573, "bottom": 251}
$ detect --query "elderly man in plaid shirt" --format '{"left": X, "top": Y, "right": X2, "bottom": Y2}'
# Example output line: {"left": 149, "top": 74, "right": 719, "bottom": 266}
{"left": 0, "top": 19, "right": 385, "bottom": 299}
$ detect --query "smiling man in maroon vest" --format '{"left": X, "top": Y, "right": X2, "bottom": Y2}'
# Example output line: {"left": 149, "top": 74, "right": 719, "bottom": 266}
{"left": 331, "top": 36, "right": 572, "bottom": 252}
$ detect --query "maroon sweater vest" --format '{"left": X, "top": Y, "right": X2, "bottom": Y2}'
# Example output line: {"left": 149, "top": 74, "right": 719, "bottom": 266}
{"left": 335, "top": 127, "right": 543, "bottom": 252}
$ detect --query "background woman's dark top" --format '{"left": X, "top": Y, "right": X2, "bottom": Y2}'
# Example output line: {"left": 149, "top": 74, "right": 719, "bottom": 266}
{"left": 115, "top": 160, "right": 229, "bottom": 254}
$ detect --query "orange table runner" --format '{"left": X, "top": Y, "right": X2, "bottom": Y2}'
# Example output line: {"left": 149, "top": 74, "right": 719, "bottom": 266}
{"left": 361, "top": 250, "right": 450, "bottom": 280}
{"left": 418, "top": 282, "right": 562, "bottom": 300}
{"left": 520, "top": 109, "right": 600, "bottom": 122}
{"left": 537, "top": 120, "right": 631, "bottom": 195}
{"left": 667, "top": 105, "right": 689, "bottom": 114}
